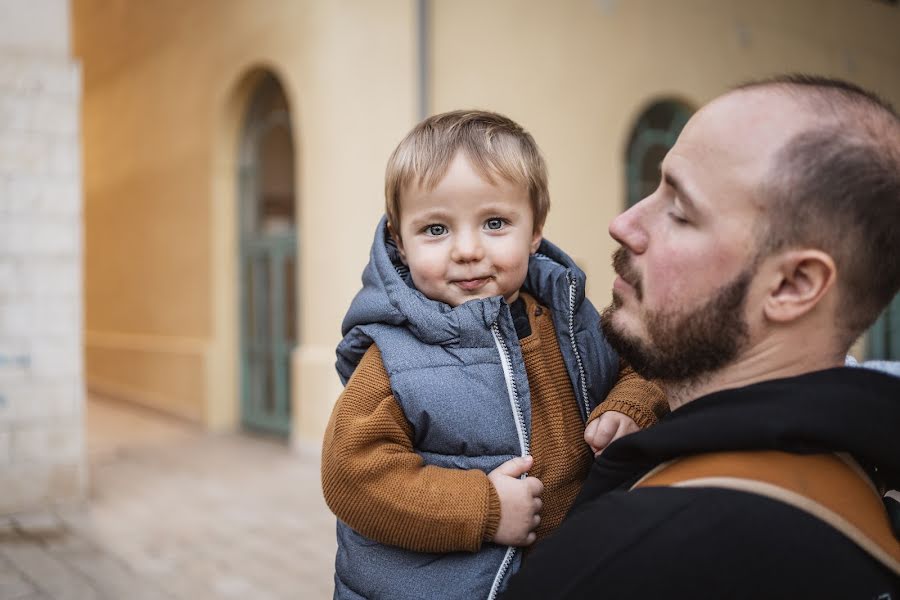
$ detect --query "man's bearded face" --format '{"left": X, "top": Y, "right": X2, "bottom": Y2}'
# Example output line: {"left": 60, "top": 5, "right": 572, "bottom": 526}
{"left": 601, "top": 247, "right": 752, "bottom": 383}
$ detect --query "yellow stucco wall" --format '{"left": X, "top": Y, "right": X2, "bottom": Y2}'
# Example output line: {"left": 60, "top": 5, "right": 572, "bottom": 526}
{"left": 75, "top": 0, "right": 416, "bottom": 447}
{"left": 431, "top": 0, "right": 900, "bottom": 305}
{"left": 75, "top": 0, "right": 899, "bottom": 448}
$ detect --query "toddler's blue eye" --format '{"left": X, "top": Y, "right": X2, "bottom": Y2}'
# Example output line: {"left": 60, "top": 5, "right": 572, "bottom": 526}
{"left": 486, "top": 218, "right": 504, "bottom": 230}
{"left": 426, "top": 224, "right": 447, "bottom": 236}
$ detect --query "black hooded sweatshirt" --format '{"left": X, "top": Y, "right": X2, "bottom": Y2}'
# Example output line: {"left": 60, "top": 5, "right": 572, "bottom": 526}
{"left": 503, "top": 367, "right": 900, "bottom": 600}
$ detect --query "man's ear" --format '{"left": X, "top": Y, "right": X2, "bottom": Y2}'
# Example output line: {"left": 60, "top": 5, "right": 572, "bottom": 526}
{"left": 530, "top": 224, "right": 544, "bottom": 254}
{"left": 762, "top": 249, "right": 837, "bottom": 323}
{"left": 387, "top": 221, "right": 408, "bottom": 265}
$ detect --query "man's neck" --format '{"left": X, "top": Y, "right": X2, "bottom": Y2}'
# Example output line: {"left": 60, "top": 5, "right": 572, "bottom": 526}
{"left": 663, "top": 339, "right": 846, "bottom": 411}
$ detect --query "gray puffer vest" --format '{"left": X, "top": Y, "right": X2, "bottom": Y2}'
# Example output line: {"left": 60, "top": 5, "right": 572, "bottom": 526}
{"left": 333, "top": 216, "right": 619, "bottom": 600}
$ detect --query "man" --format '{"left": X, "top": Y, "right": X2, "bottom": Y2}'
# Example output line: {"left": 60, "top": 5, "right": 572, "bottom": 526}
{"left": 503, "top": 75, "right": 900, "bottom": 599}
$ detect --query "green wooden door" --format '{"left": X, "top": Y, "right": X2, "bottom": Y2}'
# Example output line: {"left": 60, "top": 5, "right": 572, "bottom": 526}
{"left": 238, "top": 74, "right": 297, "bottom": 436}
{"left": 240, "top": 234, "right": 296, "bottom": 435}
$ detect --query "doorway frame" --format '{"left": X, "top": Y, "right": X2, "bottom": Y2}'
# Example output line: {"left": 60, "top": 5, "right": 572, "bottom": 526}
{"left": 208, "top": 63, "right": 301, "bottom": 433}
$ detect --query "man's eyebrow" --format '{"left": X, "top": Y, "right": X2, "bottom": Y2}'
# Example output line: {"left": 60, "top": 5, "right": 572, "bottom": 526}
{"left": 663, "top": 169, "right": 697, "bottom": 212}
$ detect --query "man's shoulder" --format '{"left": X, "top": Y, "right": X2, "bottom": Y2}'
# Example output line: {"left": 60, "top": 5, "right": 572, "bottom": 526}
{"left": 504, "top": 486, "right": 898, "bottom": 599}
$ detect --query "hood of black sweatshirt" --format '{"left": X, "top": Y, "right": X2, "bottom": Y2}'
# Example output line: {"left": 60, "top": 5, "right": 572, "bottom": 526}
{"left": 580, "top": 367, "right": 900, "bottom": 500}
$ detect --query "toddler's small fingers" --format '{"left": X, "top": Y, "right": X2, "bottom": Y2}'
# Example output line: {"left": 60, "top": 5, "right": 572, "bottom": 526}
{"left": 527, "top": 477, "right": 544, "bottom": 497}
{"left": 583, "top": 419, "right": 600, "bottom": 444}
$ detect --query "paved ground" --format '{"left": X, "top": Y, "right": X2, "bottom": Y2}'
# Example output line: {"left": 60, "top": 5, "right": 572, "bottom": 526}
{"left": 0, "top": 396, "right": 337, "bottom": 599}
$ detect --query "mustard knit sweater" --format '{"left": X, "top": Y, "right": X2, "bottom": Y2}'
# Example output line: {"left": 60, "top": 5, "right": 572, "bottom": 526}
{"left": 321, "top": 293, "right": 666, "bottom": 554}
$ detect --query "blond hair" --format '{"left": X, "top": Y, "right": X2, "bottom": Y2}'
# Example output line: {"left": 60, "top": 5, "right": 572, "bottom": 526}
{"left": 385, "top": 110, "right": 550, "bottom": 234}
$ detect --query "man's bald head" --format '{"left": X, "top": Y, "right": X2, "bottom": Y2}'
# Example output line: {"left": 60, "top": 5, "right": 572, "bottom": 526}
{"left": 738, "top": 75, "right": 900, "bottom": 345}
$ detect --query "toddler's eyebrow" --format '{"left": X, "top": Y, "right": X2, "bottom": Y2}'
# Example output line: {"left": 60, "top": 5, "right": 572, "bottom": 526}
{"left": 405, "top": 209, "right": 451, "bottom": 226}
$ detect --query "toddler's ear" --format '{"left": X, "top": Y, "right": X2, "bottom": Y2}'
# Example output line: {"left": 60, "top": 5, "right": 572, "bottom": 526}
{"left": 530, "top": 225, "right": 543, "bottom": 254}
{"left": 387, "top": 221, "right": 408, "bottom": 264}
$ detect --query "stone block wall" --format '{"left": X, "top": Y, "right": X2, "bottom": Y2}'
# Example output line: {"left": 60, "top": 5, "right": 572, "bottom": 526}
{"left": 0, "top": 44, "right": 85, "bottom": 514}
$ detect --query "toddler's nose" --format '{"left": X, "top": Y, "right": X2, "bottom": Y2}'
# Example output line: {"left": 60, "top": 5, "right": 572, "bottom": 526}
{"left": 450, "top": 231, "right": 485, "bottom": 263}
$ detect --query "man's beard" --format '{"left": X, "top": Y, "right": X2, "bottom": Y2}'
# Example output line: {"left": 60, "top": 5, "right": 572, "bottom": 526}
{"left": 601, "top": 249, "right": 752, "bottom": 384}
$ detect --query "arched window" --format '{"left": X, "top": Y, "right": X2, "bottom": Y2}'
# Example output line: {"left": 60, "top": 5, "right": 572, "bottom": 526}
{"left": 625, "top": 99, "right": 693, "bottom": 208}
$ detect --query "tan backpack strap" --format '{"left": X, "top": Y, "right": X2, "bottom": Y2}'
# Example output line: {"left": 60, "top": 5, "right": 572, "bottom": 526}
{"left": 631, "top": 450, "right": 900, "bottom": 576}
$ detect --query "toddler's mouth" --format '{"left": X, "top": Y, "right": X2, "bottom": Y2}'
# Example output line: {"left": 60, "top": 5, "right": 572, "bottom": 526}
{"left": 453, "top": 277, "right": 492, "bottom": 291}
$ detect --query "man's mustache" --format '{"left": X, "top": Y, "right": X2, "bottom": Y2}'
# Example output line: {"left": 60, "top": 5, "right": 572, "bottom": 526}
{"left": 612, "top": 247, "right": 642, "bottom": 300}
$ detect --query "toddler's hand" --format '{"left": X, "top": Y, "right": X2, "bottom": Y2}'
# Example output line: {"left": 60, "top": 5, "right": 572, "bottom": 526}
{"left": 585, "top": 411, "right": 639, "bottom": 456}
{"left": 488, "top": 455, "right": 544, "bottom": 547}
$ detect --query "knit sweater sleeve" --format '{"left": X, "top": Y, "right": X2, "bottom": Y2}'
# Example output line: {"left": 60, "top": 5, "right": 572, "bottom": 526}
{"left": 321, "top": 344, "right": 501, "bottom": 553}
{"left": 588, "top": 361, "right": 668, "bottom": 429}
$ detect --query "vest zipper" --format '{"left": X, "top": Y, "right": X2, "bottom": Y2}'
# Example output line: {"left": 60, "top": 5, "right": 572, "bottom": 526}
{"left": 488, "top": 322, "right": 528, "bottom": 600}
{"left": 566, "top": 272, "right": 590, "bottom": 421}
{"left": 490, "top": 322, "right": 529, "bottom": 456}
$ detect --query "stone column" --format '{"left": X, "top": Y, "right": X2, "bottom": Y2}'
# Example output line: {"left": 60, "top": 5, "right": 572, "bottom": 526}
{"left": 0, "top": 0, "right": 85, "bottom": 515}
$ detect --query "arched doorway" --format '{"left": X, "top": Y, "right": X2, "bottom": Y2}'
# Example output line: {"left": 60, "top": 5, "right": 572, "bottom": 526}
{"left": 624, "top": 99, "right": 693, "bottom": 208}
{"left": 237, "top": 73, "right": 298, "bottom": 436}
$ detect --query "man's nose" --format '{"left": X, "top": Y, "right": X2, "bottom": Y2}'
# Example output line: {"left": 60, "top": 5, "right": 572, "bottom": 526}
{"left": 609, "top": 202, "right": 649, "bottom": 255}
{"left": 450, "top": 231, "right": 485, "bottom": 263}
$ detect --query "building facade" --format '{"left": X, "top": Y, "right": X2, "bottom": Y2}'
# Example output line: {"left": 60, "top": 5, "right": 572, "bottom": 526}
{"left": 71, "top": 0, "right": 900, "bottom": 453}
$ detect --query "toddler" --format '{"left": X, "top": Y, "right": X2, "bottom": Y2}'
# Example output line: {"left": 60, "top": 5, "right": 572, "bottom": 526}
{"left": 322, "top": 110, "right": 666, "bottom": 600}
